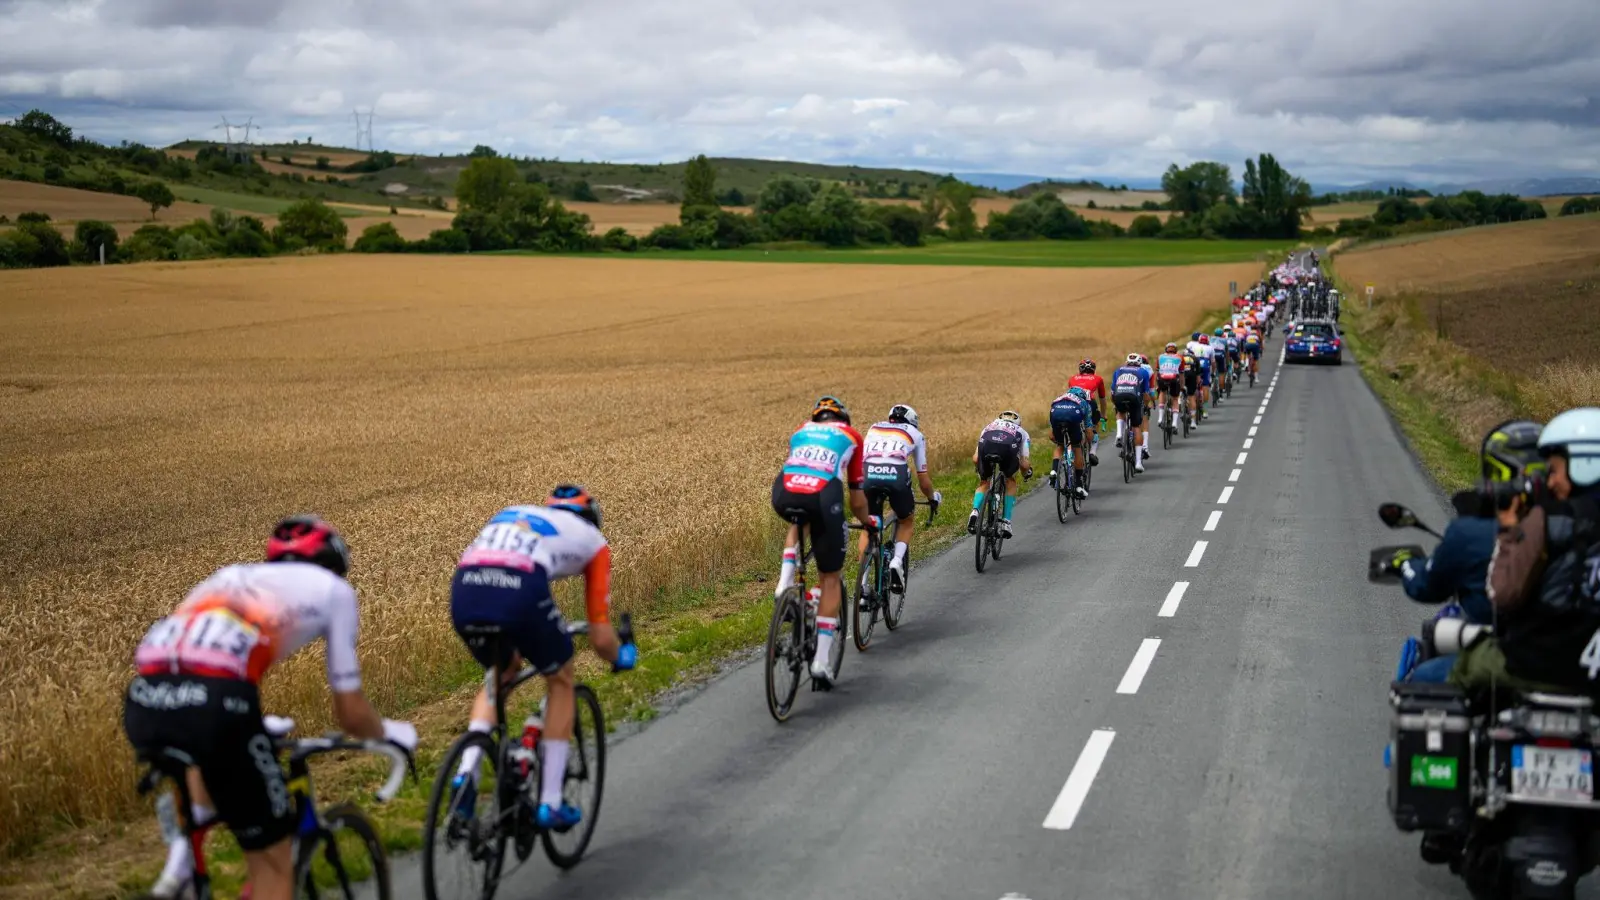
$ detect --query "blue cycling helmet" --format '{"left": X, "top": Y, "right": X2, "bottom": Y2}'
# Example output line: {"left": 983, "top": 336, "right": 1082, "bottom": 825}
{"left": 1067, "top": 386, "right": 1090, "bottom": 403}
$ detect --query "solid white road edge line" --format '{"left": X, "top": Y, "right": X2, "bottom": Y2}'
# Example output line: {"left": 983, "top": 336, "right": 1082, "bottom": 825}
{"left": 1116, "top": 639, "right": 1162, "bottom": 694}
{"left": 1229, "top": 468, "right": 1241, "bottom": 482}
{"left": 1159, "top": 581, "right": 1189, "bottom": 617}
{"left": 1185, "top": 540, "right": 1208, "bottom": 567}
{"left": 1204, "top": 510, "right": 1222, "bottom": 531}
{"left": 1218, "top": 486, "right": 1234, "bottom": 503}
{"left": 1042, "top": 730, "right": 1117, "bottom": 830}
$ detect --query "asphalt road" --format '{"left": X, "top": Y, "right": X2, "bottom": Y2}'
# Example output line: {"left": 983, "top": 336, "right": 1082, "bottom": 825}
{"left": 396, "top": 263, "right": 1476, "bottom": 899}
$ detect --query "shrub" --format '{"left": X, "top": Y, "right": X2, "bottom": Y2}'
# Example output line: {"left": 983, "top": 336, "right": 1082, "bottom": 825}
{"left": 17, "top": 211, "right": 51, "bottom": 223}
{"left": 1558, "top": 196, "right": 1596, "bottom": 216}
{"left": 315, "top": 156, "right": 330, "bottom": 170}
{"left": 868, "top": 204, "right": 926, "bottom": 246}
{"left": 174, "top": 233, "right": 214, "bottom": 260}
{"left": 0, "top": 229, "right": 41, "bottom": 268}
{"left": 72, "top": 220, "right": 120, "bottom": 262}
{"left": 119, "top": 224, "right": 177, "bottom": 262}
{"left": 15, "top": 220, "right": 70, "bottom": 266}
{"left": 352, "top": 222, "right": 407, "bottom": 253}
{"left": 42, "top": 163, "right": 65, "bottom": 183}
{"left": 643, "top": 223, "right": 696, "bottom": 250}
{"left": 570, "top": 180, "right": 598, "bottom": 202}
{"left": 273, "top": 198, "right": 347, "bottom": 251}
{"left": 414, "top": 228, "right": 470, "bottom": 253}
{"left": 1128, "top": 214, "right": 1164, "bottom": 238}
{"left": 601, "top": 227, "right": 638, "bottom": 252}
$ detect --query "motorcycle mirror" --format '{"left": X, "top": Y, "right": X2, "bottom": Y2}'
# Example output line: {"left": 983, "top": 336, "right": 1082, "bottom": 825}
{"left": 1377, "top": 503, "right": 1414, "bottom": 529}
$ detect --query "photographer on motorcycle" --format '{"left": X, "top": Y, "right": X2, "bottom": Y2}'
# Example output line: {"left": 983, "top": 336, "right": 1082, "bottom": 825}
{"left": 1390, "top": 420, "right": 1542, "bottom": 682}
{"left": 1453, "top": 407, "right": 1600, "bottom": 694}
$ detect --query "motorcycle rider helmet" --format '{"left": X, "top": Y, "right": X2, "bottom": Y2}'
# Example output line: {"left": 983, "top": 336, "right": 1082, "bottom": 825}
{"left": 1481, "top": 419, "right": 1545, "bottom": 484}
{"left": 811, "top": 395, "right": 851, "bottom": 425}
{"left": 1537, "top": 407, "right": 1600, "bottom": 488}
{"left": 888, "top": 404, "right": 919, "bottom": 429}
{"left": 267, "top": 515, "right": 351, "bottom": 577}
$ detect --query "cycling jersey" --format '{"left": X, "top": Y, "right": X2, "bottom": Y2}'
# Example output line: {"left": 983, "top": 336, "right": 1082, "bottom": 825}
{"left": 458, "top": 505, "right": 611, "bottom": 622}
{"left": 779, "top": 421, "right": 865, "bottom": 494}
{"left": 977, "top": 418, "right": 1031, "bottom": 456}
{"left": 1156, "top": 353, "right": 1183, "bottom": 380}
{"left": 1185, "top": 340, "right": 1206, "bottom": 360}
{"left": 863, "top": 421, "right": 928, "bottom": 473}
{"left": 1068, "top": 372, "right": 1106, "bottom": 403}
{"left": 135, "top": 562, "right": 362, "bottom": 693}
{"left": 1111, "top": 364, "right": 1151, "bottom": 396}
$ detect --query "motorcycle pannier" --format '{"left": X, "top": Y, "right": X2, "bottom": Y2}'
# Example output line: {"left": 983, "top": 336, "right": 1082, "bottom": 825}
{"left": 1389, "top": 681, "right": 1473, "bottom": 832}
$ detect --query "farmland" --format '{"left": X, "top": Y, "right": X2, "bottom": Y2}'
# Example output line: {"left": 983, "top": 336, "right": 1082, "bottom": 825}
{"left": 0, "top": 253, "right": 1256, "bottom": 867}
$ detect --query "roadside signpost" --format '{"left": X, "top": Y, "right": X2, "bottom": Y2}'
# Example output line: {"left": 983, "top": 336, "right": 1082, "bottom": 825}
{"left": 1366, "top": 283, "right": 1374, "bottom": 310}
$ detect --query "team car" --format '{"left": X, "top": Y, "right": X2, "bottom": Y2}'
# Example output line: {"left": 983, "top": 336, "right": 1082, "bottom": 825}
{"left": 1284, "top": 319, "right": 1343, "bottom": 365}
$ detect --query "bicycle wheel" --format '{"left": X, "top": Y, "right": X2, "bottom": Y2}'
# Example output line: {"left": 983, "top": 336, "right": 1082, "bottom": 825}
{"left": 883, "top": 543, "right": 907, "bottom": 632}
{"left": 974, "top": 484, "right": 990, "bottom": 573}
{"left": 1162, "top": 411, "right": 1172, "bottom": 449}
{"left": 297, "top": 802, "right": 390, "bottom": 900}
{"left": 1069, "top": 466, "right": 1082, "bottom": 515}
{"left": 422, "top": 731, "right": 507, "bottom": 900}
{"left": 989, "top": 476, "right": 1006, "bottom": 561}
{"left": 765, "top": 588, "right": 805, "bottom": 721}
{"left": 1181, "top": 408, "right": 1190, "bottom": 440}
{"left": 1122, "top": 440, "right": 1133, "bottom": 483}
{"left": 542, "top": 684, "right": 605, "bottom": 869}
{"left": 1054, "top": 459, "right": 1069, "bottom": 523}
{"left": 851, "top": 538, "right": 878, "bottom": 651}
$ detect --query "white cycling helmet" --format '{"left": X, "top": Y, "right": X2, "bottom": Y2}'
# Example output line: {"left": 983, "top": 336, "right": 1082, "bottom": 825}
{"left": 999, "top": 410, "right": 1021, "bottom": 423}
{"left": 1537, "top": 407, "right": 1600, "bottom": 488}
{"left": 888, "top": 404, "right": 919, "bottom": 429}
{"left": 1126, "top": 353, "right": 1141, "bottom": 365}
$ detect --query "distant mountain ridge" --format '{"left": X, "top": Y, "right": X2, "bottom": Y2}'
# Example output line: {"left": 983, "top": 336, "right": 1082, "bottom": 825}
{"left": 1312, "top": 176, "right": 1600, "bottom": 197}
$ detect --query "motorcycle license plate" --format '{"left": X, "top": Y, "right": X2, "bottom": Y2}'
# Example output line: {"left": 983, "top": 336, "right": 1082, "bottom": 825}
{"left": 1511, "top": 745, "right": 1593, "bottom": 803}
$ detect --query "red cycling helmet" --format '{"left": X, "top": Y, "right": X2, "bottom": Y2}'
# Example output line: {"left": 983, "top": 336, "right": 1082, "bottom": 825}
{"left": 266, "top": 515, "right": 351, "bottom": 576}
{"left": 1078, "top": 358, "right": 1096, "bottom": 374}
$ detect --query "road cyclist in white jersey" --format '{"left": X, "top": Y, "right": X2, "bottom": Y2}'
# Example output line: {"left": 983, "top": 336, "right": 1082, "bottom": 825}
{"left": 969, "top": 410, "right": 1034, "bottom": 539}
{"left": 446, "top": 485, "right": 638, "bottom": 832}
{"left": 125, "top": 516, "right": 418, "bottom": 900}
{"left": 858, "top": 404, "right": 942, "bottom": 594}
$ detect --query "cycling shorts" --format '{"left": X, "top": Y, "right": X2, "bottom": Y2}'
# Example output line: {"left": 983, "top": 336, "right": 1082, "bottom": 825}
{"left": 1113, "top": 392, "right": 1145, "bottom": 428}
{"left": 771, "top": 475, "right": 849, "bottom": 573}
{"left": 1246, "top": 344, "right": 1262, "bottom": 357}
{"left": 864, "top": 462, "right": 914, "bottom": 520}
{"left": 1159, "top": 377, "right": 1182, "bottom": 399}
{"left": 976, "top": 437, "right": 1021, "bottom": 479}
{"left": 123, "top": 674, "right": 292, "bottom": 852}
{"left": 450, "top": 564, "right": 574, "bottom": 675}
{"left": 1183, "top": 371, "right": 1199, "bottom": 394}
{"left": 1199, "top": 369, "right": 1212, "bottom": 387}
{"left": 1049, "top": 402, "right": 1086, "bottom": 448}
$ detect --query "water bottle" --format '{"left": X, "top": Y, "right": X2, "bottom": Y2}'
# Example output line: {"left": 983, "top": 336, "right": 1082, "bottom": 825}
{"left": 155, "top": 791, "right": 182, "bottom": 845}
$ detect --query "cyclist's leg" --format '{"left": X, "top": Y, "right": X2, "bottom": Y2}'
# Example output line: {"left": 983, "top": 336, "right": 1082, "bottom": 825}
{"left": 538, "top": 662, "right": 577, "bottom": 806}
{"left": 810, "top": 481, "right": 848, "bottom": 674}
{"left": 771, "top": 475, "right": 804, "bottom": 594}
{"left": 201, "top": 683, "right": 295, "bottom": 899}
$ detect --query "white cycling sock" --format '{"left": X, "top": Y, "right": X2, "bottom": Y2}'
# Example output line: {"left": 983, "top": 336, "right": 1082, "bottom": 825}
{"left": 1115, "top": 419, "right": 1125, "bottom": 441}
{"left": 1141, "top": 431, "right": 1149, "bottom": 451}
{"left": 814, "top": 617, "right": 838, "bottom": 667}
{"left": 776, "top": 547, "right": 797, "bottom": 594}
{"left": 892, "top": 541, "right": 907, "bottom": 565}
{"left": 156, "top": 835, "right": 194, "bottom": 892}
{"left": 539, "top": 739, "right": 569, "bottom": 807}
{"left": 455, "top": 719, "right": 494, "bottom": 781}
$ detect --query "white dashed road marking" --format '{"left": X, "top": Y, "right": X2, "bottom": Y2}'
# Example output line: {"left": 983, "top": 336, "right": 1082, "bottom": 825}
{"left": 1043, "top": 730, "right": 1117, "bottom": 830}
{"left": 1218, "top": 486, "right": 1233, "bottom": 503}
{"left": 1229, "top": 468, "right": 1241, "bottom": 482}
{"left": 1116, "top": 639, "right": 1162, "bottom": 694}
{"left": 1236, "top": 452, "right": 1249, "bottom": 464}
{"left": 1159, "top": 581, "right": 1189, "bottom": 617}
{"left": 1204, "top": 510, "right": 1222, "bottom": 531}
{"left": 1185, "top": 540, "right": 1208, "bottom": 567}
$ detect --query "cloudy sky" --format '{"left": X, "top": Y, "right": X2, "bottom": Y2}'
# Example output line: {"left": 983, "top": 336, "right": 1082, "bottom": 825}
{"left": 1, "top": 0, "right": 1596, "bottom": 187}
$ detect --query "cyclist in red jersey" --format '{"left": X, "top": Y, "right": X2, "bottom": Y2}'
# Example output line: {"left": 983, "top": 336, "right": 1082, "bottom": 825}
{"left": 1067, "top": 358, "right": 1106, "bottom": 465}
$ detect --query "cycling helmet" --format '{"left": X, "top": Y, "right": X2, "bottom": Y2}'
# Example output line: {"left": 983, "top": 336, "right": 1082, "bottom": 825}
{"left": 267, "top": 515, "right": 350, "bottom": 577}
{"left": 1191, "top": 332, "right": 1202, "bottom": 341}
{"left": 1126, "top": 353, "right": 1141, "bottom": 365}
{"left": 1213, "top": 327, "right": 1225, "bottom": 337}
{"left": 1481, "top": 419, "right": 1544, "bottom": 484}
{"left": 547, "top": 483, "right": 603, "bottom": 528}
{"left": 811, "top": 395, "right": 851, "bottom": 425}
{"left": 998, "top": 410, "right": 1021, "bottom": 423}
{"left": 1067, "top": 386, "right": 1090, "bottom": 403}
{"left": 1164, "top": 342, "right": 1178, "bottom": 353}
{"left": 1138, "top": 354, "right": 1150, "bottom": 365}
{"left": 1537, "top": 407, "right": 1600, "bottom": 488}
{"left": 1199, "top": 334, "right": 1210, "bottom": 345}
{"left": 1078, "top": 358, "right": 1096, "bottom": 374}
{"left": 888, "top": 404, "right": 919, "bottom": 429}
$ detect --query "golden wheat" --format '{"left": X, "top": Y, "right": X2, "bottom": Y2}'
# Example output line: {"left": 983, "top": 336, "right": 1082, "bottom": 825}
{"left": 0, "top": 253, "right": 1254, "bottom": 859}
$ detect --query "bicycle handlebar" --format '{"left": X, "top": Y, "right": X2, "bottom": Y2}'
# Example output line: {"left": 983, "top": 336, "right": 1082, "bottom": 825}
{"left": 275, "top": 734, "right": 414, "bottom": 804}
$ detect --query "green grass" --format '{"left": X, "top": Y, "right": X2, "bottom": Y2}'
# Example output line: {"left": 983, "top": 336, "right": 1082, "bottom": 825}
{"left": 506, "top": 239, "right": 1292, "bottom": 268}
{"left": 168, "top": 185, "right": 369, "bottom": 218}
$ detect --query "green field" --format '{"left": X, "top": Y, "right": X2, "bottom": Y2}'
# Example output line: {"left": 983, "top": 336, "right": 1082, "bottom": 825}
{"left": 167, "top": 185, "right": 370, "bottom": 218}
{"left": 516, "top": 238, "right": 1293, "bottom": 268}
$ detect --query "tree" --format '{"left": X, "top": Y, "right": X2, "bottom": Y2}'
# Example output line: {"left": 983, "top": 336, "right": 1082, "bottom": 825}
{"left": 16, "top": 220, "right": 70, "bottom": 267}
{"left": 353, "top": 222, "right": 407, "bottom": 253}
{"left": 273, "top": 198, "right": 348, "bottom": 251}
{"left": 682, "top": 155, "right": 718, "bottom": 213}
{"left": 569, "top": 179, "right": 598, "bottom": 202}
{"left": 1162, "top": 162, "right": 1233, "bottom": 215}
{"left": 15, "top": 109, "right": 73, "bottom": 146}
{"left": 808, "top": 183, "right": 865, "bottom": 246}
{"left": 716, "top": 186, "right": 746, "bottom": 206}
{"left": 1128, "top": 214, "right": 1164, "bottom": 238}
{"left": 468, "top": 145, "right": 499, "bottom": 159}
{"left": 1559, "top": 196, "right": 1596, "bottom": 216}
{"left": 936, "top": 179, "right": 980, "bottom": 241}
{"left": 71, "top": 220, "right": 119, "bottom": 262}
{"left": 1238, "top": 153, "right": 1312, "bottom": 239}
{"left": 314, "top": 156, "right": 330, "bottom": 170}
{"left": 868, "top": 204, "right": 926, "bottom": 246}
{"left": 135, "top": 181, "right": 175, "bottom": 220}
{"left": 601, "top": 227, "right": 638, "bottom": 252}
{"left": 456, "top": 157, "right": 525, "bottom": 214}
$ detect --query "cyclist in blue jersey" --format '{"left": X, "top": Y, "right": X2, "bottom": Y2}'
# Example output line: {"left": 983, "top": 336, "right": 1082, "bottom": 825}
{"left": 1111, "top": 353, "right": 1154, "bottom": 473}
{"left": 1049, "top": 387, "right": 1093, "bottom": 499}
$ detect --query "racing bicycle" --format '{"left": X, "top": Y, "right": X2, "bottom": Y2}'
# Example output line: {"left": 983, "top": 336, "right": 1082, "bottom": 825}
{"left": 422, "top": 617, "right": 630, "bottom": 900}
{"left": 1181, "top": 395, "right": 1193, "bottom": 439}
{"left": 853, "top": 497, "right": 936, "bottom": 650}
{"left": 974, "top": 454, "right": 1025, "bottom": 573}
{"left": 1121, "top": 423, "right": 1139, "bottom": 483}
{"left": 1052, "top": 452, "right": 1084, "bottom": 522}
{"left": 135, "top": 723, "right": 413, "bottom": 900}
{"left": 764, "top": 510, "right": 870, "bottom": 721}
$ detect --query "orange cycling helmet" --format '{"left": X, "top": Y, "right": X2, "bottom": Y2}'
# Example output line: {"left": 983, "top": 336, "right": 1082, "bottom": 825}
{"left": 811, "top": 395, "right": 851, "bottom": 425}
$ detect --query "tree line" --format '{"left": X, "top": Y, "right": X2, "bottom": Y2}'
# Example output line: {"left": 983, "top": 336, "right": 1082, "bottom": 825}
{"left": 1332, "top": 191, "right": 1548, "bottom": 241}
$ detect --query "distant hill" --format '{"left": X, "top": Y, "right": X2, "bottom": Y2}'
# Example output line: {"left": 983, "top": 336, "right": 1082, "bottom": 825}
{"left": 1433, "top": 176, "right": 1600, "bottom": 197}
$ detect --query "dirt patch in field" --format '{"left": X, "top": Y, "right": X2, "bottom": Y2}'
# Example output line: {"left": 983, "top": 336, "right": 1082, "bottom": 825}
{"left": 0, "top": 252, "right": 1256, "bottom": 874}
{"left": 0, "top": 180, "right": 214, "bottom": 226}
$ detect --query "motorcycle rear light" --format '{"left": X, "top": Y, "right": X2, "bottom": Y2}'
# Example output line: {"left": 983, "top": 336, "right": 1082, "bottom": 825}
{"left": 1535, "top": 737, "right": 1574, "bottom": 748}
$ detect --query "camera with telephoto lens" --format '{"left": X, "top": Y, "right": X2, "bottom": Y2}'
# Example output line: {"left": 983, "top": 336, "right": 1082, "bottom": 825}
{"left": 1477, "top": 472, "right": 1547, "bottom": 511}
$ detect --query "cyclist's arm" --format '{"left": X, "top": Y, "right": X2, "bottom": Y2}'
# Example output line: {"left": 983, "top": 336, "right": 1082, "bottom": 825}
{"left": 913, "top": 434, "right": 934, "bottom": 499}
{"left": 583, "top": 545, "right": 620, "bottom": 662}
{"left": 323, "top": 581, "right": 384, "bottom": 740}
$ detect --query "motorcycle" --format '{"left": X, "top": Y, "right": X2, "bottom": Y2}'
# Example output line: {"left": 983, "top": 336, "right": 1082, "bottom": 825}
{"left": 1373, "top": 501, "right": 1600, "bottom": 899}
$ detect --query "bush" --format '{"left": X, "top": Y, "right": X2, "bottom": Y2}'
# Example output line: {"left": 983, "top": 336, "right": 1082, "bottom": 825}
{"left": 173, "top": 233, "right": 214, "bottom": 260}
{"left": 601, "top": 227, "right": 638, "bottom": 252}
{"left": 273, "top": 198, "right": 347, "bottom": 251}
{"left": 224, "top": 221, "right": 274, "bottom": 257}
{"left": 868, "top": 204, "right": 926, "bottom": 246}
{"left": 1558, "top": 196, "right": 1596, "bottom": 216}
{"left": 0, "top": 229, "right": 41, "bottom": 268}
{"left": 17, "top": 211, "right": 51, "bottom": 223}
{"left": 415, "top": 228, "right": 470, "bottom": 253}
{"left": 570, "top": 180, "right": 598, "bottom": 202}
{"left": 643, "top": 223, "right": 696, "bottom": 250}
{"left": 72, "top": 220, "right": 120, "bottom": 262}
{"left": 353, "top": 222, "right": 407, "bottom": 253}
{"left": 1128, "top": 214, "right": 1164, "bottom": 238}
{"left": 119, "top": 224, "right": 177, "bottom": 261}
{"left": 42, "top": 163, "right": 65, "bottom": 183}
{"left": 315, "top": 156, "right": 330, "bottom": 170}
{"left": 15, "top": 221, "right": 69, "bottom": 266}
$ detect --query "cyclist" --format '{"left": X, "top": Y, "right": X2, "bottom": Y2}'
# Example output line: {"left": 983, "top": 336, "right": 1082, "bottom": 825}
{"left": 1179, "top": 342, "right": 1203, "bottom": 427}
{"left": 1111, "top": 353, "right": 1153, "bottom": 473}
{"left": 1068, "top": 358, "right": 1106, "bottom": 465}
{"left": 772, "top": 396, "right": 875, "bottom": 686}
{"left": 125, "top": 517, "right": 418, "bottom": 900}
{"left": 1211, "top": 328, "right": 1230, "bottom": 396}
{"left": 1194, "top": 334, "right": 1214, "bottom": 420}
{"left": 969, "top": 410, "right": 1033, "bottom": 539}
{"left": 448, "top": 486, "right": 637, "bottom": 832}
{"left": 1243, "top": 326, "right": 1263, "bottom": 380}
{"left": 859, "top": 404, "right": 941, "bottom": 593}
{"left": 1049, "top": 386, "right": 1093, "bottom": 499}
{"left": 1155, "top": 342, "right": 1184, "bottom": 434}
{"left": 1136, "top": 353, "right": 1156, "bottom": 459}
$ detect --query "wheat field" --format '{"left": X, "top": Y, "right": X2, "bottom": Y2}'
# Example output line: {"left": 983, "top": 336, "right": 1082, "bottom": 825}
{"left": 0, "top": 253, "right": 1254, "bottom": 858}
